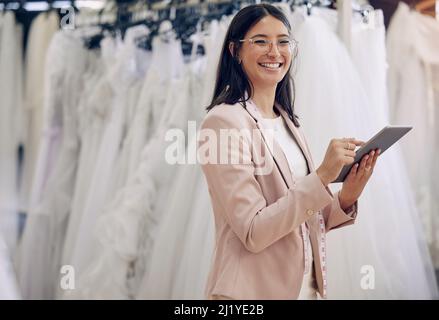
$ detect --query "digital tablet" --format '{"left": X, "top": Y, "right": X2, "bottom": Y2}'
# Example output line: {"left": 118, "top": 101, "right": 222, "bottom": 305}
{"left": 333, "top": 125, "right": 413, "bottom": 183}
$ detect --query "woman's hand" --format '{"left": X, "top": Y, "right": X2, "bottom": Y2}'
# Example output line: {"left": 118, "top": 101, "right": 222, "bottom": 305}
{"left": 338, "top": 149, "right": 381, "bottom": 210}
{"left": 316, "top": 138, "right": 365, "bottom": 186}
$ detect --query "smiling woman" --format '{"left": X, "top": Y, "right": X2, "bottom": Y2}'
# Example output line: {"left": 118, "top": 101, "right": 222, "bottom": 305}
{"left": 199, "top": 3, "right": 380, "bottom": 300}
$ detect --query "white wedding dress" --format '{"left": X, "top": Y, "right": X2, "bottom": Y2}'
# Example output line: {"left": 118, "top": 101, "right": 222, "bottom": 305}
{"left": 0, "top": 11, "right": 23, "bottom": 255}
{"left": 60, "top": 60, "right": 105, "bottom": 262}
{"left": 136, "top": 18, "right": 229, "bottom": 300}
{"left": 16, "top": 31, "right": 90, "bottom": 300}
{"left": 20, "top": 11, "right": 59, "bottom": 214}
{"left": 61, "top": 29, "right": 188, "bottom": 299}
{"left": 0, "top": 235, "right": 21, "bottom": 299}
{"left": 68, "top": 29, "right": 149, "bottom": 280}
{"left": 292, "top": 10, "right": 437, "bottom": 299}
{"left": 387, "top": 2, "right": 439, "bottom": 268}
{"left": 60, "top": 36, "right": 118, "bottom": 275}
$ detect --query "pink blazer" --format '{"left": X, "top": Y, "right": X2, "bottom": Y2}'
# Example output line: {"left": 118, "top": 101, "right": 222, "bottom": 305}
{"left": 198, "top": 100, "right": 358, "bottom": 300}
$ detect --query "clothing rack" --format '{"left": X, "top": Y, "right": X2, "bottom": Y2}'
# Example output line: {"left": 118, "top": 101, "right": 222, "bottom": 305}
{"left": 1, "top": 0, "right": 374, "bottom": 24}
{"left": 81, "top": 0, "right": 247, "bottom": 50}
{"left": 79, "top": 0, "right": 337, "bottom": 41}
{"left": 290, "top": 0, "right": 336, "bottom": 15}
{"left": 0, "top": 0, "right": 82, "bottom": 11}
{"left": 74, "top": 0, "right": 373, "bottom": 55}
{"left": 1, "top": 0, "right": 375, "bottom": 55}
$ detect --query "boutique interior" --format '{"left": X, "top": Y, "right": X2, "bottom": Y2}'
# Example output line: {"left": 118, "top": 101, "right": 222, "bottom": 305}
{"left": 0, "top": 0, "right": 438, "bottom": 299}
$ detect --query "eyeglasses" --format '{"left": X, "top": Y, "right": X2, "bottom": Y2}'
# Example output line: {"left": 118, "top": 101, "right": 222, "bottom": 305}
{"left": 239, "top": 37, "right": 298, "bottom": 54}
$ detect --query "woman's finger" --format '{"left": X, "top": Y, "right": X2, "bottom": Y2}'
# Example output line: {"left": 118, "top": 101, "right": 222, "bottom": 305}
{"left": 339, "top": 138, "right": 365, "bottom": 148}
{"left": 348, "top": 163, "right": 359, "bottom": 180}
{"left": 365, "top": 151, "right": 375, "bottom": 170}
{"left": 345, "top": 138, "right": 365, "bottom": 147}
{"left": 343, "top": 149, "right": 356, "bottom": 158}
{"left": 344, "top": 155, "right": 356, "bottom": 165}
{"left": 361, "top": 152, "right": 374, "bottom": 180}
{"left": 371, "top": 149, "right": 380, "bottom": 169}
{"left": 357, "top": 154, "right": 369, "bottom": 178}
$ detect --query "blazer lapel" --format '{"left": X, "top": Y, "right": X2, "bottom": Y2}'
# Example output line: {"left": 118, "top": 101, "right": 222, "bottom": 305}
{"left": 243, "top": 100, "right": 294, "bottom": 189}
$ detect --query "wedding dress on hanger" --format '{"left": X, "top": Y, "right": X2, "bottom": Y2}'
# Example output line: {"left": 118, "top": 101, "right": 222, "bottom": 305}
{"left": 16, "top": 31, "right": 90, "bottom": 300}
{"left": 60, "top": 35, "right": 119, "bottom": 275}
{"left": 68, "top": 28, "right": 149, "bottom": 281}
{"left": 135, "top": 18, "right": 230, "bottom": 299}
{"left": 62, "top": 27, "right": 188, "bottom": 299}
{"left": 0, "top": 11, "right": 23, "bottom": 255}
{"left": 292, "top": 9, "right": 437, "bottom": 299}
{"left": 20, "top": 11, "right": 59, "bottom": 214}
{"left": 387, "top": 2, "right": 439, "bottom": 268}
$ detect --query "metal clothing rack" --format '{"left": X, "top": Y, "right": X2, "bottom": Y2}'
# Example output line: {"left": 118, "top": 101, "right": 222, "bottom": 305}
{"left": 0, "top": 0, "right": 79, "bottom": 11}
{"left": 1, "top": 0, "right": 375, "bottom": 55}
{"left": 80, "top": 0, "right": 248, "bottom": 51}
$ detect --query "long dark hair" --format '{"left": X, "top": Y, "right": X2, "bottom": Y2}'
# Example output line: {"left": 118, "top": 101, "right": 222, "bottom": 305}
{"left": 206, "top": 3, "right": 299, "bottom": 127}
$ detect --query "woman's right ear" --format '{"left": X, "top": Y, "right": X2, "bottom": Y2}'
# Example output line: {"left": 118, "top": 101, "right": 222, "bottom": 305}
{"left": 228, "top": 42, "right": 235, "bottom": 57}
{"left": 229, "top": 42, "right": 241, "bottom": 64}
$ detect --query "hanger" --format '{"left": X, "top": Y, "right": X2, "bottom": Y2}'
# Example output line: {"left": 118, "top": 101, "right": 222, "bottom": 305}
{"left": 289, "top": 0, "right": 336, "bottom": 16}
{"left": 81, "top": 0, "right": 118, "bottom": 49}
{"left": 18, "top": 0, "right": 27, "bottom": 14}
{"left": 46, "top": 0, "right": 54, "bottom": 13}
{"left": 70, "top": 0, "right": 79, "bottom": 13}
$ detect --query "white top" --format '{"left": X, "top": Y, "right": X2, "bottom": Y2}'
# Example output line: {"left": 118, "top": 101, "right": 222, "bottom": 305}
{"left": 260, "top": 116, "right": 308, "bottom": 177}
{"left": 260, "top": 115, "right": 317, "bottom": 299}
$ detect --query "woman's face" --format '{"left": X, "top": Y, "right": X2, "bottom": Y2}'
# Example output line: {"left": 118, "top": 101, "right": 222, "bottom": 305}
{"left": 238, "top": 15, "right": 293, "bottom": 90}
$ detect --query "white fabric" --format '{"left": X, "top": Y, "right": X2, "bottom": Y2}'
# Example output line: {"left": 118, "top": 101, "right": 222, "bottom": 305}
{"left": 337, "top": 0, "right": 352, "bottom": 51}
{"left": 0, "top": 235, "right": 21, "bottom": 299}
{"left": 60, "top": 39, "right": 117, "bottom": 273}
{"left": 0, "top": 11, "right": 23, "bottom": 254}
{"left": 387, "top": 2, "right": 439, "bottom": 268}
{"left": 260, "top": 115, "right": 309, "bottom": 177}
{"left": 351, "top": 9, "right": 389, "bottom": 125}
{"left": 293, "top": 10, "right": 438, "bottom": 299}
{"left": 16, "top": 31, "right": 90, "bottom": 300}
{"left": 65, "top": 36, "right": 191, "bottom": 299}
{"left": 68, "top": 32, "right": 148, "bottom": 280}
{"left": 136, "top": 19, "right": 227, "bottom": 300}
{"left": 297, "top": 264, "right": 317, "bottom": 300}
{"left": 20, "top": 12, "right": 59, "bottom": 213}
